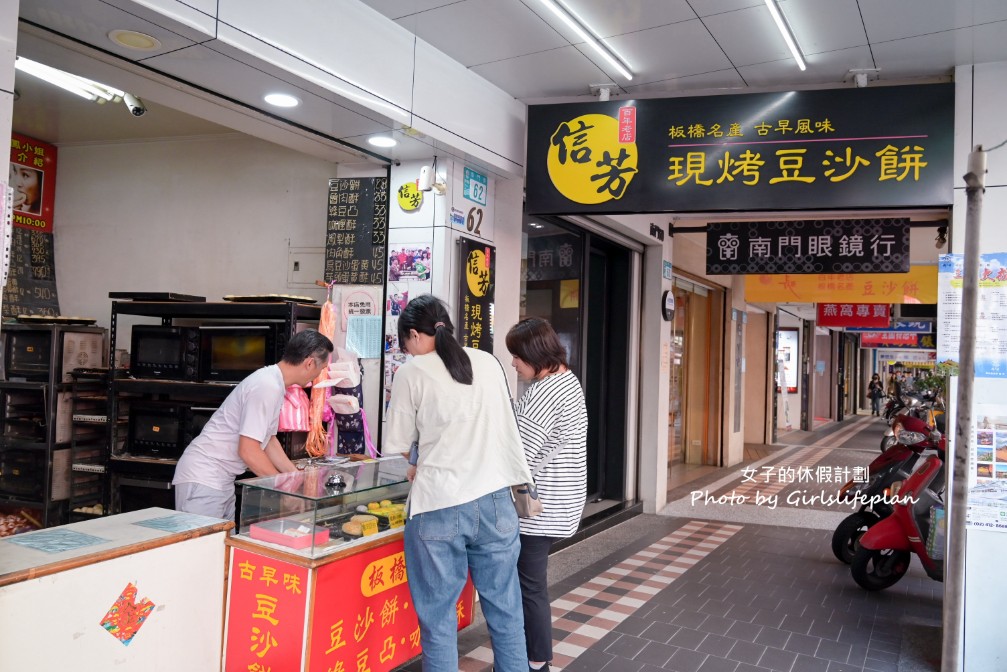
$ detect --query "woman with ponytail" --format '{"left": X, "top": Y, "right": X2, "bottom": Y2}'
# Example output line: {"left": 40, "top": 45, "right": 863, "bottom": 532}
{"left": 385, "top": 294, "right": 532, "bottom": 672}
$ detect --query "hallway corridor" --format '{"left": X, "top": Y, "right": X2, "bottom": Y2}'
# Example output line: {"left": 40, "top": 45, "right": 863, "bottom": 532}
{"left": 401, "top": 413, "right": 942, "bottom": 672}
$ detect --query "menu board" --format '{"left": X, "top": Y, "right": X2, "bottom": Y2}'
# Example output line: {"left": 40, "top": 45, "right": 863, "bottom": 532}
{"left": 324, "top": 177, "right": 389, "bottom": 285}
{"left": 2, "top": 226, "right": 59, "bottom": 317}
{"left": 4, "top": 133, "right": 60, "bottom": 317}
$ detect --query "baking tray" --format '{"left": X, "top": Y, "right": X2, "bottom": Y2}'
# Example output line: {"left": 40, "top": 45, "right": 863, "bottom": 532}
{"left": 223, "top": 294, "right": 317, "bottom": 304}
{"left": 15, "top": 315, "right": 97, "bottom": 325}
{"left": 108, "top": 292, "right": 206, "bottom": 302}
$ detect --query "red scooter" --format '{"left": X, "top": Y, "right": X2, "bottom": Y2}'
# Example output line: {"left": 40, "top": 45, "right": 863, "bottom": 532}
{"left": 831, "top": 415, "right": 943, "bottom": 564}
{"left": 850, "top": 455, "right": 945, "bottom": 591}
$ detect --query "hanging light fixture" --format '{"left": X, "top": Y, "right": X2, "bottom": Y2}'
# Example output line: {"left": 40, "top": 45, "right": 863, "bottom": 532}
{"left": 764, "top": 0, "right": 806, "bottom": 71}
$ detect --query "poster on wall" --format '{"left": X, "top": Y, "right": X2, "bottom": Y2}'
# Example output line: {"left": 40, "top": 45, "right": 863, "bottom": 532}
{"left": 776, "top": 328, "right": 799, "bottom": 393}
{"left": 457, "top": 237, "right": 495, "bottom": 353}
{"left": 4, "top": 133, "right": 60, "bottom": 318}
{"left": 382, "top": 243, "right": 433, "bottom": 411}
{"left": 324, "top": 177, "right": 389, "bottom": 286}
{"left": 938, "top": 253, "right": 1007, "bottom": 377}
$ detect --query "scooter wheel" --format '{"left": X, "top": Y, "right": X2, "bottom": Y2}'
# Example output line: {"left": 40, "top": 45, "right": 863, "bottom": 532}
{"left": 880, "top": 434, "right": 897, "bottom": 453}
{"left": 851, "top": 546, "right": 911, "bottom": 591}
{"left": 831, "top": 511, "right": 881, "bottom": 564}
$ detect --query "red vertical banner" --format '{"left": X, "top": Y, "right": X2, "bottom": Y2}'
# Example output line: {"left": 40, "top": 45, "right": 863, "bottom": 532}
{"left": 308, "top": 539, "right": 475, "bottom": 672}
{"left": 618, "top": 106, "right": 636, "bottom": 143}
{"left": 9, "top": 133, "right": 57, "bottom": 233}
{"left": 225, "top": 549, "right": 310, "bottom": 672}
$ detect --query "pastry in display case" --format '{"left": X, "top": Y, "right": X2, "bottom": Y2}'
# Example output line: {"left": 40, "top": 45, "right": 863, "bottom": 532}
{"left": 235, "top": 457, "right": 410, "bottom": 558}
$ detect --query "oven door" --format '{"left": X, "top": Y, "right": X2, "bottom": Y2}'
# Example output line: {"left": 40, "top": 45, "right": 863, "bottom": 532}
{"left": 113, "top": 472, "right": 175, "bottom": 512}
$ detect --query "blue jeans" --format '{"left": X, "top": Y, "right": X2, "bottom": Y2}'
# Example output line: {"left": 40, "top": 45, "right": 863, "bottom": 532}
{"left": 404, "top": 487, "right": 527, "bottom": 672}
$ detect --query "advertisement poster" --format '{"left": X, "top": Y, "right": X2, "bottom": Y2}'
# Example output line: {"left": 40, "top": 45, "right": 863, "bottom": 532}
{"left": 4, "top": 133, "right": 60, "bottom": 318}
{"left": 383, "top": 243, "right": 433, "bottom": 411}
{"left": 964, "top": 379, "right": 1007, "bottom": 533}
{"left": 745, "top": 266, "right": 937, "bottom": 304}
{"left": 938, "top": 253, "right": 1007, "bottom": 377}
{"left": 457, "top": 237, "right": 495, "bottom": 353}
{"left": 776, "top": 328, "right": 799, "bottom": 393}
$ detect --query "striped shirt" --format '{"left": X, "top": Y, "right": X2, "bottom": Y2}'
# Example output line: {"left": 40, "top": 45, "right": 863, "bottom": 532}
{"left": 516, "top": 370, "right": 588, "bottom": 538}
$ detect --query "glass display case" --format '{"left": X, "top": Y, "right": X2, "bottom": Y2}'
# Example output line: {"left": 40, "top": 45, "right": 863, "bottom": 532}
{"left": 235, "top": 457, "right": 410, "bottom": 558}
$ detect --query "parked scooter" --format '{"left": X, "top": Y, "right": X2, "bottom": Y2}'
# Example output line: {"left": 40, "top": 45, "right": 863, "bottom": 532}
{"left": 831, "top": 422, "right": 943, "bottom": 563}
{"left": 879, "top": 394, "right": 944, "bottom": 453}
{"left": 850, "top": 455, "right": 945, "bottom": 591}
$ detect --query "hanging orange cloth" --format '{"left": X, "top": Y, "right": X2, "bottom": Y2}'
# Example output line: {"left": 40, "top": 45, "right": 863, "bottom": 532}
{"left": 305, "top": 294, "right": 337, "bottom": 457}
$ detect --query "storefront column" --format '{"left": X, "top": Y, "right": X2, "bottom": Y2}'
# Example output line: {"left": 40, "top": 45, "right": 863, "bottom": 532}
{"left": 638, "top": 241, "right": 673, "bottom": 513}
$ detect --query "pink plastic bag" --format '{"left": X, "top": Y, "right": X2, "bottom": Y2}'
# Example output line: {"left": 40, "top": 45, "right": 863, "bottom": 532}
{"left": 278, "top": 385, "right": 311, "bottom": 432}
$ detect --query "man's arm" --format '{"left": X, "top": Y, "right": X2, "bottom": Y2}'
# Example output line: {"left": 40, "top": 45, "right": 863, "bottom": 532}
{"left": 237, "top": 435, "right": 282, "bottom": 476}
{"left": 264, "top": 436, "right": 297, "bottom": 473}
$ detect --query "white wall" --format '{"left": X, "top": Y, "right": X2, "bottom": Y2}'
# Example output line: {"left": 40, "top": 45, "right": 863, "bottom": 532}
{"left": 955, "top": 61, "right": 1007, "bottom": 672}
{"left": 54, "top": 134, "right": 338, "bottom": 327}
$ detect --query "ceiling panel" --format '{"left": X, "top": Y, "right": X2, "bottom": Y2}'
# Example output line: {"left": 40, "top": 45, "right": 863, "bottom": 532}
{"left": 688, "top": 0, "right": 763, "bottom": 18}
{"left": 394, "top": 0, "right": 567, "bottom": 67}
{"left": 145, "top": 44, "right": 397, "bottom": 140}
{"left": 702, "top": 3, "right": 793, "bottom": 67}
{"left": 778, "top": 0, "right": 868, "bottom": 55}
{"left": 623, "top": 68, "right": 746, "bottom": 95}
{"left": 19, "top": 0, "right": 206, "bottom": 57}
{"left": 602, "top": 18, "right": 733, "bottom": 84}
{"left": 859, "top": 0, "right": 1007, "bottom": 43}
{"left": 737, "top": 45, "right": 875, "bottom": 87}
{"left": 870, "top": 29, "right": 978, "bottom": 78}
{"left": 470, "top": 45, "right": 610, "bottom": 100}
{"left": 358, "top": 0, "right": 462, "bottom": 21}
{"left": 532, "top": 0, "right": 697, "bottom": 38}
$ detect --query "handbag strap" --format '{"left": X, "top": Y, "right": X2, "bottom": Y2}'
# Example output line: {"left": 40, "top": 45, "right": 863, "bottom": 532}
{"left": 492, "top": 356, "right": 566, "bottom": 479}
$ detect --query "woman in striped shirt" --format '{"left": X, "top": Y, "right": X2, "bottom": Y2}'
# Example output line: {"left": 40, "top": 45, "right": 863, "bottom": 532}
{"left": 506, "top": 318, "right": 588, "bottom": 672}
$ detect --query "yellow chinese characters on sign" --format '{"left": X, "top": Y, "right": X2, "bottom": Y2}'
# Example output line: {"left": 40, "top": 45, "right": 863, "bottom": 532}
{"left": 360, "top": 552, "right": 408, "bottom": 597}
{"left": 744, "top": 266, "right": 937, "bottom": 304}
{"left": 547, "top": 113, "right": 638, "bottom": 205}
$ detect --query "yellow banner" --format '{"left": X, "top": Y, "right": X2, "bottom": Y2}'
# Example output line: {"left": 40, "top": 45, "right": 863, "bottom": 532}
{"left": 745, "top": 266, "right": 937, "bottom": 304}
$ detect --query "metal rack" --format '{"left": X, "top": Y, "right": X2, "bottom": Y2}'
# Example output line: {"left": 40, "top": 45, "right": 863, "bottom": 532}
{"left": 0, "top": 324, "right": 106, "bottom": 527}
{"left": 106, "top": 300, "right": 322, "bottom": 514}
{"left": 68, "top": 368, "right": 111, "bottom": 522}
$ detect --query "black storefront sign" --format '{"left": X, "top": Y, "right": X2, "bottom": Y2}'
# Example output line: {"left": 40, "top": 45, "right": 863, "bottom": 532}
{"left": 526, "top": 84, "right": 953, "bottom": 214}
{"left": 706, "top": 218, "right": 910, "bottom": 275}
{"left": 526, "top": 234, "right": 581, "bottom": 282}
{"left": 2, "top": 228, "right": 59, "bottom": 318}
{"left": 324, "top": 177, "right": 388, "bottom": 285}
{"left": 457, "top": 237, "right": 495, "bottom": 353}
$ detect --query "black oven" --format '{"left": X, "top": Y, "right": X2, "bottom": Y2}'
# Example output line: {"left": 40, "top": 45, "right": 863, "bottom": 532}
{"left": 129, "top": 326, "right": 200, "bottom": 380}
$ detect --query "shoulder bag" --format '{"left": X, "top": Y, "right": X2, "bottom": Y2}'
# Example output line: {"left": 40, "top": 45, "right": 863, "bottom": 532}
{"left": 492, "top": 357, "right": 563, "bottom": 518}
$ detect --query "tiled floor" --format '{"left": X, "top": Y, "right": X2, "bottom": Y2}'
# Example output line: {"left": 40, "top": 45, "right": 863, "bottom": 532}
{"left": 397, "top": 414, "right": 943, "bottom": 672}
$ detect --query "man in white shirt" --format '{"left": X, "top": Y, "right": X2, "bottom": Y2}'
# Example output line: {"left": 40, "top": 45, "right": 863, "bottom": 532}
{"left": 172, "top": 329, "right": 333, "bottom": 520}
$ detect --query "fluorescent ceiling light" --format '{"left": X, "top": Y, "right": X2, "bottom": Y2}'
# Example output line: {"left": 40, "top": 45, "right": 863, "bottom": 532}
{"left": 367, "top": 136, "right": 397, "bottom": 148}
{"left": 538, "top": 0, "right": 633, "bottom": 80}
{"left": 764, "top": 0, "right": 806, "bottom": 71}
{"left": 264, "top": 93, "right": 300, "bottom": 108}
{"left": 15, "top": 57, "right": 136, "bottom": 108}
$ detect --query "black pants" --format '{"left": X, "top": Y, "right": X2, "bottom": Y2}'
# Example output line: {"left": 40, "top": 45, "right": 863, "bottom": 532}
{"left": 518, "top": 534, "right": 557, "bottom": 662}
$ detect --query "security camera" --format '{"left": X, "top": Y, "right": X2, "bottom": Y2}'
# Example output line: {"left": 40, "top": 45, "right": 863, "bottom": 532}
{"left": 123, "top": 93, "right": 146, "bottom": 117}
{"left": 417, "top": 165, "right": 433, "bottom": 192}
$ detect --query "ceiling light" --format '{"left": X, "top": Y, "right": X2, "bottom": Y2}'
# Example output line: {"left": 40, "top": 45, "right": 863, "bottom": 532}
{"left": 538, "top": 0, "right": 633, "bottom": 80}
{"left": 16, "top": 57, "right": 98, "bottom": 101}
{"left": 368, "top": 136, "right": 397, "bottom": 148}
{"left": 264, "top": 93, "right": 300, "bottom": 108}
{"left": 108, "top": 29, "right": 162, "bottom": 51}
{"left": 764, "top": 0, "right": 806, "bottom": 71}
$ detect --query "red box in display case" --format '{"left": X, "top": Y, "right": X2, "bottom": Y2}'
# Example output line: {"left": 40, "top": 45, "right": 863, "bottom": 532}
{"left": 249, "top": 518, "right": 330, "bottom": 549}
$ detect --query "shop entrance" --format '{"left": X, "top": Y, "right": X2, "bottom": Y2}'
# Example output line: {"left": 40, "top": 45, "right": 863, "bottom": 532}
{"left": 521, "top": 216, "right": 632, "bottom": 506}
{"left": 668, "top": 277, "right": 724, "bottom": 468}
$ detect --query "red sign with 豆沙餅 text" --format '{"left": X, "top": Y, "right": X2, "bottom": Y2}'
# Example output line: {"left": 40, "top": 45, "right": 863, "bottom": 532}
{"left": 307, "top": 538, "right": 475, "bottom": 672}
{"left": 859, "top": 331, "right": 920, "bottom": 347}
{"left": 816, "top": 303, "right": 890, "bottom": 328}
{"left": 224, "top": 549, "right": 310, "bottom": 672}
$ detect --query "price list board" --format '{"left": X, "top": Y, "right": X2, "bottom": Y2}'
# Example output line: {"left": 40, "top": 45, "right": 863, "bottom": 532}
{"left": 324, "top": 177, "right": 389, "bottom": 285}
{"left": 2, "top": 227, "right": 59, "bottom": 318}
